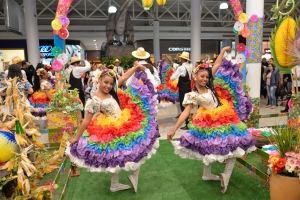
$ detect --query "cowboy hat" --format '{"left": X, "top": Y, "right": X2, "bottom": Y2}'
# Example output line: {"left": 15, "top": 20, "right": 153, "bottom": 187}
{"left": 10, "top": 56, "right": 23, "bottom": 65}
{"left": 113, "top": 59, "right": 121, "bottom": 64}
{"left": 178, "top": 52, "right": 190, "bottom": 61}
{"left": 70, "top": 56, "right": 80, "bottom": 64}
{"left": 132, "top": 47, "right": 150, "bottom": 59}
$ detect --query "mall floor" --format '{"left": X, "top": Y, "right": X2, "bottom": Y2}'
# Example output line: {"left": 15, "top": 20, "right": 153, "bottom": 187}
{"left": 63, "top": 97, "right": 282, "bottom": 199}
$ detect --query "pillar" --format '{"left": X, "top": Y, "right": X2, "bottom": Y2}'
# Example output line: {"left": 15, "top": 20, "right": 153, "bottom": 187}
{"left": 190, "top": 0, "right": 202, "bottom": 65}
{"left": 23, "top": 0, "right": 40, "bottom": 67}
{"left": 246, "top": 0, "right": 264, "bottom": 98}
{"left": 153, "top": 20, "right": 160, "bottom": 65}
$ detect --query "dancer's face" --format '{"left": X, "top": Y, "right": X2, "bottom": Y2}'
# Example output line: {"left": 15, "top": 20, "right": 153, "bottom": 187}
{"left": 196, "top": 70, "right": 209, "bottom": 87}
{"left": 99, "top": 75, "right": 113, "bottom": 94}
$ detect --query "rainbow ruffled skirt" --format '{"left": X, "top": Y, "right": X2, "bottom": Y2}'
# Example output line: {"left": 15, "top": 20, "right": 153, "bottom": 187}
{"left": 66, "top": 72, "right": 159, "bottom": 173}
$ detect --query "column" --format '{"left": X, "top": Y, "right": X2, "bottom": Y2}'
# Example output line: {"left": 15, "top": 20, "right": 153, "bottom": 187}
{"left": 246, "top": 0, "right": 264, "bottom": 98}
{"left": 190, "top": 0, "right": 202, "bottom": 65}
{"left": 23, "top": 0, "right": 40, "bottom": 67}
{"left": 153, "top": 20, "right": 160, "bottom": 65}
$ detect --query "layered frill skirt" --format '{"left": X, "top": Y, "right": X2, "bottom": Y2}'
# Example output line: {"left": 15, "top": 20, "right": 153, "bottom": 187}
{"left": 172, "top": 99, "right": 256, "bottom": 165}
{"left": 66, "top": 72, "right": 160, "bottom": 173}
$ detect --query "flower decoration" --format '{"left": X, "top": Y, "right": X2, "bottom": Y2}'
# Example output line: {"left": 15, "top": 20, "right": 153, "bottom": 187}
{"left": 232, "top": 27, "right": 239, "bottom": 35}
{"left": 236, "top": 43, "right": 246, "bottom": 52}
{"left": 45, "top": 65, "right": 52, "bottom": 70}
{"left": 57, "top": 53, "right": 68, "bottom": 64}
{"left": 56, "top": 4, "right": 69, "bottom": 17}
{"left": 59, "top": 16, "right": 69, "bottom": 26}
{"left": 58, "top": 28, "right": 69, "bottom": 40}
{"left": 234, "top": 21, "right": 244, "bottom": 32}
{"left": 236, "top": 54, "right": 246, "bottom": 63}
{"left": 241, "top": 27, "right": 250, "bottom": 38}
{"left": 36, "top": 68, "right": 46, "bottom": 76}
{"left": 53, "top": 30, "right": 59, "bottom": 35}
{"left": 250, "top": 14, "right": 258, "bottom": 22}
{"left": 52, "top": 59, "right": 63, "bottom": 71}
{"left": 238, "top": 13, "right": 248, "bottom": 23}
{"left": 51, "top": 19, "right": 62, "bottom": 30}
{"left": 51, "top": 46, "right": 63, "bottom": 57}
{"left": 229, "top": 0, "right": 243, "bottom": 21}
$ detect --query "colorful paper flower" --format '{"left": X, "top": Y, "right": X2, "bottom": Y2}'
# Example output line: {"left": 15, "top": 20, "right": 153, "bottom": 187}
{"left": 57, "top": 53, "right": 69, "bottom": 65}
{"left": 56, "top": 4, "right": 69, "bottom": 16}
{"left": 52, "top": 59, "right": 63, "bottom": 71}
{"left": 51, "top": 19, "right": 62, "bottom": 30}
{"left": 51, "top": 46, "right": 63, "bottom": 57}
{"left": 236, "top": 54, "right": 246, "bottom": 63}
{"left": 250, "top": 14, "right": 258, "bottom": 22}
{"left": 241, "top": 27, "right": 250, "bottom": 38}
{"left": 234, "top": 21, "right": 244, "bottom": 32}
{"left": 59, "top": 16, "right": 69, "bottom": 26}
{"left": 233, "top": 27, "right": 239, "bottom": 35}
{"left": 53, "top": 30, "right": 59, "bottom": 35}
{"left": 238, "top": 13, "right": 248, "bottom": 23}
{"left": 58, "top": 28, "right": 69, "bottom": 40}
{"left": 236, "top": 43, "right": 245, "bottom": 52}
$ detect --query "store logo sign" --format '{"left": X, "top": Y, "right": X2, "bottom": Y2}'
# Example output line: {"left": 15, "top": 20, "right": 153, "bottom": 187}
{"left": 39, "top": 45, "right": 53, "bottom": 57}
{"left": 168, "top": 47, "right": 191, "bottom": 52}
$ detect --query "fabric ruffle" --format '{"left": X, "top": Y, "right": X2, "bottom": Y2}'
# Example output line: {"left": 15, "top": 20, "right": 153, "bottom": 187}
{"left": 172, "top": 59, "right": 256, "bottom": 164}
{"left": 157, "top": 59, "right": 179, "bottom": 106}
{"left": 66, "top": 72, "right": 159, "bottom": 172}
{"left": 29, "top": 90, "right": 55, "bottom": 117}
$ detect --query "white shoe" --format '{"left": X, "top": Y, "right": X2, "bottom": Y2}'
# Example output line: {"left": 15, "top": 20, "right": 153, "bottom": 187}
{"left": 110, "top": 173, "right": 131, "bottom": 192}
{"left": 110, "top": 183, "right": 131, "bottom": 192}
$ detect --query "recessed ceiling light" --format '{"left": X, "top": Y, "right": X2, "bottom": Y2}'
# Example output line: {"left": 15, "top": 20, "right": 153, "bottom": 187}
{"left": 94, "top": 44, "right": 97, "bottom": 45}
{"left": 219, "top": 2, "right": 228, "bottom": 9}
{"left": 93, "top": 40, "right": 96, "bottom": 42}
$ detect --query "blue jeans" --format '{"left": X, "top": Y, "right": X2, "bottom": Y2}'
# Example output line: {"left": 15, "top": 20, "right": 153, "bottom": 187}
{"left": 267, "top": 85, "right": 276, "bottom": 106}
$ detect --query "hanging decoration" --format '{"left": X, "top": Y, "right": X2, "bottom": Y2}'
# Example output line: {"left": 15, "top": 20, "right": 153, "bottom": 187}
{"left": 142, "top": 0, "right": 154, "bottom": 10}
{"left": 270, "top": 16, "right": 297, "bottom": 74}
{"left": 156, "top": 0, "right": 166, "bottom": 6}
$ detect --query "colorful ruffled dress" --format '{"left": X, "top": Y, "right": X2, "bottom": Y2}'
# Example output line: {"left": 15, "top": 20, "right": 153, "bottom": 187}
{"left": 157, "top": 59, "right": 179, "bottom": 107}
{"left": 29, "top": 81, "right": 54, "bottom": 120}
{"left": 171, "top": 59, "right": 256, "bottom": 165}
{"left": 66, "top": 72, "right": 159, "bottom": 173}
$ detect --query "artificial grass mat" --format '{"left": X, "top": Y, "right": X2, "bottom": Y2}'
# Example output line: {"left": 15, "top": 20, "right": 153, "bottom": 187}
{"left": 64, "top": 140, "right": 270, "bottom": 200}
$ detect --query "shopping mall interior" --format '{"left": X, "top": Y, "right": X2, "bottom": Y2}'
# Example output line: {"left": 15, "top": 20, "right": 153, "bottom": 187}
{"left": 0, "top": 0, "right": 300, "bottom": 199}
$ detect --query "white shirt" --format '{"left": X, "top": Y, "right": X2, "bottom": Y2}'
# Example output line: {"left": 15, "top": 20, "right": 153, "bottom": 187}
{"left": 138, "top": 60, "right": 161, "bottom": 87}
{"left": 4, "top": 69, "right": 27, "bottom": 79}
{"left": 170, "top": 62, "right": 193, "bottom": 81}
{"left": 116, "top": 66, "right": 124, "bottom": 76}
{"left": 66, "top": 61, "right": 91, "bottom": 82}
{"left": 293, "top": 65, "right": 300, "bottom": 87}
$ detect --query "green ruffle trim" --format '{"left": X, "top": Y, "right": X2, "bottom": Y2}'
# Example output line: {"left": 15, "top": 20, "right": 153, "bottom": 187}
{"left": 213, "top": 78, "right": 237, "bottom": 105}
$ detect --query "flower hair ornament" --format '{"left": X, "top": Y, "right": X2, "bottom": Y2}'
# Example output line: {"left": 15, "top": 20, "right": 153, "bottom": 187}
{"left": 193, "top": 63, "right": 209, "bottom": 74}
{"left": 36, "top": 68, "right": 47, "bottom": 77}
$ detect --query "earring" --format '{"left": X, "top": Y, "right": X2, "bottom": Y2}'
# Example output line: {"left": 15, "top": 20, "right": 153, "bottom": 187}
{"left": 194, "top": 78, "right": 197, "bottom": 81}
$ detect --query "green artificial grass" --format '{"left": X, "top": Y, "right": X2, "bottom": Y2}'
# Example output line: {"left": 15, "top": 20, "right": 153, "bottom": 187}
{"left": 63, "top": 140, "right": 270, "bottom": 200}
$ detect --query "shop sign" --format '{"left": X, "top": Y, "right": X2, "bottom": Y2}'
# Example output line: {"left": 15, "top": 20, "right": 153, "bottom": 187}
{"left": 39, "top": 45, "right": 53, "bottom": 57}
{"left": 168, "top": 47, "right": 191, "bottom": 52}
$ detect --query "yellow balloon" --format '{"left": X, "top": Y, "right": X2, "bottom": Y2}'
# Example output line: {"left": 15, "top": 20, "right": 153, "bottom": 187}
{"left": 51, "top": 18, "right": 62, "bottom": 31}
{"left": 156, "top": 0, "right": 166, "bottom": 6}
{"left": 142, "top": 0, "right": 154, "bottom": 8}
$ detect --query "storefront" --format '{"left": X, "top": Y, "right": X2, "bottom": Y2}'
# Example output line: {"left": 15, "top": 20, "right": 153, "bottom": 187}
{"left": 0, "top": 39, "right": 85, "bottom": 69}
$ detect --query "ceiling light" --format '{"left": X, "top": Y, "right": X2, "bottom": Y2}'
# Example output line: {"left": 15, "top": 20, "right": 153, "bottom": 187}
{"left": 108, "top": 6, "right": 117, "bottom": 13}
{"left": 219, "top": 2, "right": 228, "bottom": 9}
{"left": 94, "top": 44, "right": 97, "bottom": 45}
{"left": 93, "top": 40, "right": 96, "bottom": 42}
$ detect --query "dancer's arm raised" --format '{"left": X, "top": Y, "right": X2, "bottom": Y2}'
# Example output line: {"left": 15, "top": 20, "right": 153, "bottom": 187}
{"left": 118, "top": 64, "right": 146, "bottom": 86}
{"left": 211, "top": 46, "right": 232, "bottom": 77}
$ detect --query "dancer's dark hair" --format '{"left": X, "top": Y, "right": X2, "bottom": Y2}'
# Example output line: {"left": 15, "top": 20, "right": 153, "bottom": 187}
{"left": 99, "top": 69, "right": 121, "bottom": 107}
{"left": 193, "top": 67, "right": 222, "bottom": 107}
{"left": 7, "top": 64, "right": 23, "bottom": 81}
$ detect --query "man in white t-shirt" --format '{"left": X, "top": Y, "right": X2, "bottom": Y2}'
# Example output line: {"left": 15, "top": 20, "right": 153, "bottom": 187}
{"left": 3, "top": 56, "right": 27, "bottom": 79}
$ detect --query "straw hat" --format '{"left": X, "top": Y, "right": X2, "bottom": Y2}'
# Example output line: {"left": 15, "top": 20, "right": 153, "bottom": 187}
{"left": 178, "top": 52, "right": 190, "bottom": 61}
{"left": 113, "top": 59, "right": 121, "bottom": 64}
{"left": 70, "top": 56, "right": 80, "bottom": 64}
{"left": 132, "top": 47, "right": 150, "bottom": 59}
{"left": 10, "top": 56, "right": 23, "bottom": 65}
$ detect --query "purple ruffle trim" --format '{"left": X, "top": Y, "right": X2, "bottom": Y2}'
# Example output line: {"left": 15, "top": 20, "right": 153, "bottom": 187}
{"left": 157, "top": 93, "right": 179, "bottom": 103}
{"left": 179, "top": 132, "right": 256, "bottom": 156}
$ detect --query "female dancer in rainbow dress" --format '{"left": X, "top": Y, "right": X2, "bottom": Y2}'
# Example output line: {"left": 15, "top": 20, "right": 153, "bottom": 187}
{"left": 66, "top": 64, "right": 159, "bottom": 193}
{"left": 167, "top": 46, "right": 256, "bottom": 194}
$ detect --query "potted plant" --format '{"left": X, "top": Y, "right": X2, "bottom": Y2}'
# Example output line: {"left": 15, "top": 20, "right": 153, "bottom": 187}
{"left": 268, "top": 126, "right": 300, "bottom": 200}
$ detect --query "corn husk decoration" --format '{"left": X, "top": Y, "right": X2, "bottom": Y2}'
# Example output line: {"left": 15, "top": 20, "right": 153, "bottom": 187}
{"left": 142, "top": 0, "right": 154, "bottom": 10}
{"left": 270, "top": 16, "right": 298, "bottom": 74}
